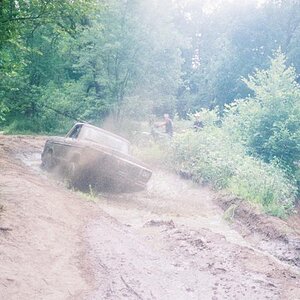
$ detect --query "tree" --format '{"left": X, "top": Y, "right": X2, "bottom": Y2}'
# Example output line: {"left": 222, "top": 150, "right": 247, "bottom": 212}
{"left": 66, "top": 0, "right": 183, "bottom": 123}
{"left": 0, "top": 0, "right": 93, "bottom": 128}
{"left": 224, "top": 50, "right": 300, "bottom": 174}
{"left": 175, "top": 0, "right": 300, "bottom": 116}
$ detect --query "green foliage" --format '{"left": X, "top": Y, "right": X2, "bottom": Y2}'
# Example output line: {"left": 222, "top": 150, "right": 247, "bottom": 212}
{"left": 0, "top": 0, "right": 94, "bottom": 132}
{"left": 70, "top": 0, "right": 182, "bottom": 121}
{"left": 0, "top": 103, "right": 9, "bottom": 122}
{"left": 1, "top": 0, "right": 183, "bottom": 132}
{"left": 133, "top": 142, "right": 168, "bottom": 167}
{"left": 189, "top": 108, "right": 219, "bottom": 127}
{"left": 224, "top": 50, "right": 300, "bottom": 174}
{"left": 228, "top": 158, "right": 296, "bottom": 217}
{"left": 169, "top": 128, "right": 297, "bottom": 217}
{"left": 2, "top": 0, "right": 300, "bottom": 134}
{"left": 170, "top": 128, "right": 240, "bottom": 189}
{"left": 175, "top": 0, "right": 300, "bottom": 113}
{"left": 169, "top": 51, "right": 300, "bottom": 217}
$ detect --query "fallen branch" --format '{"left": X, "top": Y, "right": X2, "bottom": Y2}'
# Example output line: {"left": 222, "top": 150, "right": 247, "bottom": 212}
{"left": 120, "top": 276, "right": 143, "bottom": 300}
{"left": 0, "top": 227, "right": 12, "bottom": 231}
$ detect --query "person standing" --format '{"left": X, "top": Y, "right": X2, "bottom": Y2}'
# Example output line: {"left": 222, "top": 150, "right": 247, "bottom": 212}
{"left": 156, "top": 113, "right": 173, "bottom": 137}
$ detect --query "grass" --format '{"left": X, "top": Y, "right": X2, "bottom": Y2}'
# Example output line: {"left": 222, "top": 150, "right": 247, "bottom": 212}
{"left": 167, "top": 128, "right": 297, "bottom": 217}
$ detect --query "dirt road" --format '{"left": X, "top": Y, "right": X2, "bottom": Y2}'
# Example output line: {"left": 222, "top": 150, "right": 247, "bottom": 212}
{"left": 0, "top": 136, "right": 299, "bottom": 300}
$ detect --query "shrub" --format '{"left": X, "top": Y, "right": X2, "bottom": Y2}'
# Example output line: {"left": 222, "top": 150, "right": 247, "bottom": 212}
{"left": 223, "top": 50, "right": 300, "bottom": 174}
{"left": 228, "top": 157, "right": 296, "bottom": 217}
{"left": 170, "top": 128, "right": 241, "bottom": 189}
{"left": 169, "top": 127, "right": 297, "bottom": 217}
{"left": 132, "top": 141, "right": 168, "bottom": 167}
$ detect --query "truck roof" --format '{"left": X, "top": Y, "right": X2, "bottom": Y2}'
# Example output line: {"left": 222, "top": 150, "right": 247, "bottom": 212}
{"left": 73, "top": 122, "right": 130, "bottom": 144}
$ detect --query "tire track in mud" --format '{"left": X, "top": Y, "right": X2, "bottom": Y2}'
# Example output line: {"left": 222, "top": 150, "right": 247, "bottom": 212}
{"left": 1, "top": 135, "right": 300, "bottom": 299}
{"left": 86, "top": 219, "right": 294, "bottom": 300}
{"left": 85, "top": 180, "right": 300, "bottom": 299}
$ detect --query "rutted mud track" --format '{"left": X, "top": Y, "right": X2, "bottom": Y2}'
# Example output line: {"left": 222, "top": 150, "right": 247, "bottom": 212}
{"left": 0, "top": 136, "right": 299, "bottom": 299}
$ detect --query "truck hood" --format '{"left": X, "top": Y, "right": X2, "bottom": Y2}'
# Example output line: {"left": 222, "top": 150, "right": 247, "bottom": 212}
{"left": 46, "top": 137, "right": 151, "bottom": 171}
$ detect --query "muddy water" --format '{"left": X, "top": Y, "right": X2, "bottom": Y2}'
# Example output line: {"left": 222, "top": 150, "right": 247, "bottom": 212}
{"left": 97, "top": 171, "right": 249, "bottom": 248}
{"left": 18, "top": 151, "right": 245, "bottom": 246}
{"left": 16, "top": 152, "right": 43, "bottom": 172}
{"left": 17, "top": 147, "right": 300, "bottom": 299}
{"left": 85, "top": 173, "right": 299, "bottom": 299}
{"left": 94, "top": 170, "right": 300, "bottom": 275}
{"left": 18, "top": 150, "right": 299, "bottom": 268}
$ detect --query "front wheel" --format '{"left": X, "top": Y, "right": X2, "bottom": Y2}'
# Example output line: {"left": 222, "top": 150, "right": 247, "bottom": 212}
{"left": 66, "top": 161, "right": 80, "bottom": 185}
{"left": 42, "top": 150, "right": 55, "bottom": 171}
{"left": 66, "top": 161, "right": 90, "bottom": 191}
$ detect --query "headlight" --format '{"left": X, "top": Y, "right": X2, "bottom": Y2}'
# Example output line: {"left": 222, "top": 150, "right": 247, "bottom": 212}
{"left": 141, "top": 170, "right": 151, "bottom": 179}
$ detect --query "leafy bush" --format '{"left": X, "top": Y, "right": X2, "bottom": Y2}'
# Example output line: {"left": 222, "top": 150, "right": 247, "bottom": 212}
{"left": 168, "top": 51, "right": 300, "bottom": 217}
{"left": 170, "top": 128, "right": 240, "bottom": 188}
{"left": 133, "top": 142, "right": 168, "bottom": 167}
{"left": 0, "top": 103, "right": 9, "bottom": 122}
{"left": 223, "top": 50, "right": 300, "bottom": 174}
{"left": 169, "top": 126, "right": 297, "bottom": 217}
{"left": 228, "top": 157, "right": 296, "bottom": 217}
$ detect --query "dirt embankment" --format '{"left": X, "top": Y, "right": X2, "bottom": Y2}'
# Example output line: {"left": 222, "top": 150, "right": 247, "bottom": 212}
{"left": 0, "top": 136, "right": 99, "bottom": 299}
{"left": 216, "top": 195, "right": 300, "bottom": 268}
{"left": 0, "top": 135, "right": 299, "bottom": 300}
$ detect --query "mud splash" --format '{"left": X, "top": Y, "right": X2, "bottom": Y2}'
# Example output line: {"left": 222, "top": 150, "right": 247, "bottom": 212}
{"left": 96, "top": 171, "right": 250, "bottom": 248}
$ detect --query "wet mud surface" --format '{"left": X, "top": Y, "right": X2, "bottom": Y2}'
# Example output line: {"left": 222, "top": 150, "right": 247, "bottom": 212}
{"left": 0, "top": 135, "right": 299, "bottom": 299}
{"left": 217, "top": 195, "right": 300, "bottom": 268}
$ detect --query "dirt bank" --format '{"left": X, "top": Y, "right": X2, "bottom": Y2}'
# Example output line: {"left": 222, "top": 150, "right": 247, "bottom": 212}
{"left": 0, "top": 135, "right": 299, "bottom": 299}
{"left": 0, "top": 136, "right": 98, "bottom": 299}
{"left": 216, "top": 194, "right": 300, "bottom": 268}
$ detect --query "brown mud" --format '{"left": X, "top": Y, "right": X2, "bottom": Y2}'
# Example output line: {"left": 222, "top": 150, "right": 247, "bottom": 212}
{"left": 217, "top": 195, "right": 300, "bottom": 268}
{"left": 0, "top": 135, "right": 299, "bottom": 300}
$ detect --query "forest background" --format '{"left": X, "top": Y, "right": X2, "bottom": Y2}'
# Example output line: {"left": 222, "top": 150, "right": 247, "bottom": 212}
{"left": 1, "top": 0, "right": 300, "bottom": 216}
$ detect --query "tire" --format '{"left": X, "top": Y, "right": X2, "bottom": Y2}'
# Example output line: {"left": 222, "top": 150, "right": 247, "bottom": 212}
{"left": 68, "top": 161, "right": 77, "bottom": 178}
{"left": 67, "top": 160, "right": 89, "bottom": 191}
{"left": 42, "top": 150, "right": 55, "bottom": 171}
{"left": 67, "top": 160, "right": 79, "bottom": 185}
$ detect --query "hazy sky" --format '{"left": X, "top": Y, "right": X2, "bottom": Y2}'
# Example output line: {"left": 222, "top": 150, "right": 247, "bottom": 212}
{"left": 201, "top": 0, "right": 267, "bottom": 14}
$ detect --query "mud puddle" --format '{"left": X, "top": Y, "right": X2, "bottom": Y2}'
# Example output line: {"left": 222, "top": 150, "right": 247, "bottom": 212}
{"left": 96, "top": 181, "right": 249, "bottom": 248}
{"left": 16, "top": 150, "right": 238, "bottom": 244}
{"left": 19, "top": 148, "right": 299, "bottom": 271}
{"left": 11, "top": 137, "right": 300, "bottom": 299}
{"left": 95, "top": 172, "right": 300, "bottom": 275}
{"left": 15, "top": 152, "right": 43, "bottom": 173}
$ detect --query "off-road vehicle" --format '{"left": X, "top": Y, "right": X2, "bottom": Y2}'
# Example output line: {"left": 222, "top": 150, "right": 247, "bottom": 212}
{"left": 41, "top": 123, "right": 152, "bottom": 192}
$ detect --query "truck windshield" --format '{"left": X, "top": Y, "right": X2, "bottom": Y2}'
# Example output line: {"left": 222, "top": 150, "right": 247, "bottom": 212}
{"left": 81, "top": 126, "right": 129, "bottom": 154}
{"left": 67, "top": 124, "right": 82, "bottom": 139}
